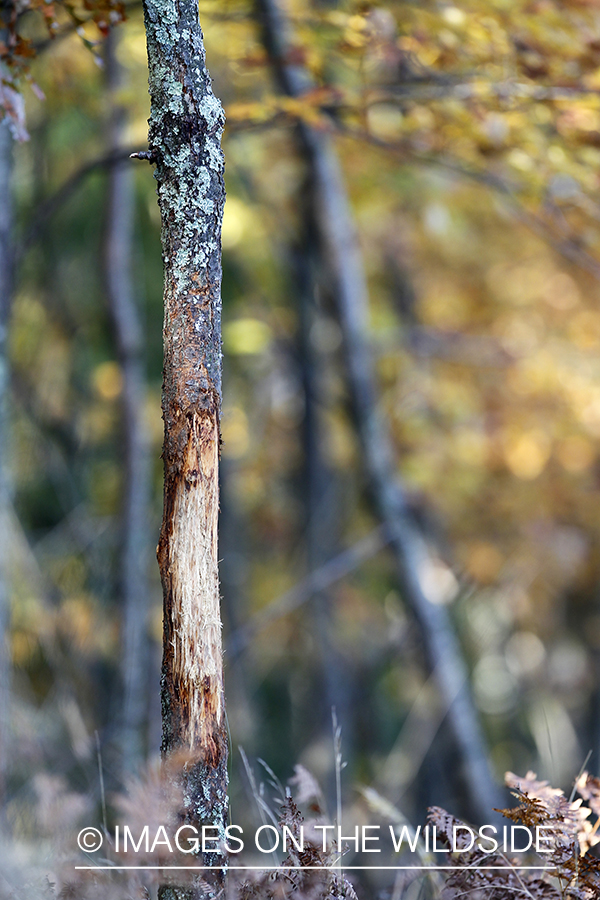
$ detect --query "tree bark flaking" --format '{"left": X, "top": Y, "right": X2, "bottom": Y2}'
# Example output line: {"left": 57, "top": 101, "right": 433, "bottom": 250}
{"left": 141, "top": 0, "right": 227, "bottom": 888}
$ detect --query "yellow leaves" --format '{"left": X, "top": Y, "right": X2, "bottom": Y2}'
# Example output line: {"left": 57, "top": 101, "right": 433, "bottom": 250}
{"left": 221, "top": 196, "right": 252, "bottom": 249}
{"left": 225, "top": 100, "right": 277, "bottom": 126}
{"left": 441, "top": 7, "right": 467, "bottom": 27}
{"left": 13, "top": 592, "right": 113, "bottom": 664}
{"left": 366, "top": 103, "right": 404, "bottom": 140}
{"left": 224, "top": 318, "right": 272, "bottom": 355}
{"left": 419, "top": 282, "right": 470, "bottom": 330}
{"left": 404, "top": 105, "right": 435, "bottom": 133}
{"left": 226, "top": 88, "right": 338, "bottom": 129}
{"left": 276, "top": 93, "right": 328, "bottom": 127}
{"left": 11, "top": 296, "right": 48, "bottom": 366}
{"left": 343, "top": 15, "right": 368, "bottom": 49}
{"left": 503, "top": 428, "right": 551, "bottom": 480}
{"left": 495, "top": 313, "right": 542, "bottom": 357}
{"left": 451, "top": 427, "right": 488, "bottom": 468}
{"left": 568, "top": 309, "right": 600, "bottom": 349}
{"left": 578, "top": 391, "right": 600, "bottom": 436}
{"left": 488, "top": 260, "right": 541, "bottom": 305}
{"left": 507, "top": 148, "right": 535, "bottom": 171}
{"left": 489, "top": 263, "right": 581, "bottom": 324}
{"left": 506, "top": 352, "right": 557, "bottom": 397}
{"left": 56, "top": 594, "right": 116, "bottom": 656}
{"left": 543, "top": 271, "right": 580, "bottom": 309}
{"left": 556, "top": 434, "right": 595, "bottom": 472}
{"left": 92, "top": 361, "right": 122, "bottom": 400}
{"left": 58, "top": 595, "right": 95, "bottom": 651}
{"left": 222, "top": 406, "right": 250, "bottom": 459}
{"left": 89, "top": 460, "right": 120, "bottom": 514}
{"left": 117, "top": 16, "right": 148, "bottom": 66}
{"left": 11, "top": 630, "right": 37, "bottom": 667}
{"left": 464, "top": 541, "right": 504, "bottom": 583}
{"left": 558, "top": 105, "right": 600, "bottom": 135}
{"left": 577, "top": 144, "right": 600, "bottom": 167}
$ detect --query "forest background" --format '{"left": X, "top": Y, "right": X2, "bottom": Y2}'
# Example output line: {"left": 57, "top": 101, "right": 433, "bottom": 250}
{"left": 3, "top": 0, "right": 600, "bottom": 895}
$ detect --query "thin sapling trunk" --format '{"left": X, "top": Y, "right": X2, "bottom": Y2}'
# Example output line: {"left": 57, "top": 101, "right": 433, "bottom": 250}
{"left": 140, "top": 0, "right": 228, "bottom": 889}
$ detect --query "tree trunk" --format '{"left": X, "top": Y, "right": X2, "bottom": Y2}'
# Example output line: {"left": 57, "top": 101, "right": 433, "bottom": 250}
{"left": 140, "top": 0, "right": 228, "bottom": 889}
{"left": 0, "top": 117, "right": 13, "bottom": 814}
{"left": 256, "top": 0, "right": 503, "bottom": 822}
{"left": 295, "top": 233, "right": 354, "bottom": 795}
{"left": 104, "top": 29, "right": 151, "bottom": 774}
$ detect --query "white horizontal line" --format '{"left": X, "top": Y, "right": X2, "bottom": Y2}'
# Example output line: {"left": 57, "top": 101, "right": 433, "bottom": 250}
{"left": 75, "top": 865, "right": 557, "bottom": 871}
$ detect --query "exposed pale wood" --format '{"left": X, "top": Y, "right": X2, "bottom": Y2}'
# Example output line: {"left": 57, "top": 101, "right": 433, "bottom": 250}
{"left": 140, "top": 0, "right": 228, "bottom": 892}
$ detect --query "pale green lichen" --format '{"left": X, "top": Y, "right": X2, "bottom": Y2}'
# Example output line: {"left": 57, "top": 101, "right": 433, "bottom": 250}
{"left": 142, "top": 0, "right": 228, "bottom": 871}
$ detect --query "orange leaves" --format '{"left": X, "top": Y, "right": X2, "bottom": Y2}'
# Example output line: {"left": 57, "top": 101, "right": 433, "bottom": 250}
{"left": 0, "top": 0, "right": 126, "bottom": 115}
{"left": 226, "top": 86, "right": 343, "bottom": 130}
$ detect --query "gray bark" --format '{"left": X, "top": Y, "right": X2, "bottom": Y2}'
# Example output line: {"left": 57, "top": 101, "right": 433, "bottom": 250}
{"left": 295, "top": 237, "right": 354, "bottom": 785}
{"left": 140, "top": 0, "right": 228, "bottom": 893}
{"left": 0, "top": 117, "right": 13, "bottom": 811}
{"left": 256, "top": 0, "right": 503, "bottom": 822}
{"left": 104, "top": 30, "right": 151, "bottom": 774}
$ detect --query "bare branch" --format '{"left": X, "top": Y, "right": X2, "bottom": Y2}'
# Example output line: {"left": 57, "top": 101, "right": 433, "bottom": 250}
{"left": 103, "top": 30, "right": 152, "bottom": 776}
{"left": 227, "top": 527, "right": 388, "bottom": 658}
{"left": 17, "top": 146, "right": 139, "bottom": 264}
{"left": 256, "top": 0, "right": 504, "bottom": 821}
{"left": 0, "top": 118, "right": 13, "bottom": 816}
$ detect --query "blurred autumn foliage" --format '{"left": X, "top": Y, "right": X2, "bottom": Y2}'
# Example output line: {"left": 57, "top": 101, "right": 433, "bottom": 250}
{"left": 0, "top": 0, "right": 125, "bottom": 139}
{"left": 4, "top": 0, "right": 600, "bottom": 893}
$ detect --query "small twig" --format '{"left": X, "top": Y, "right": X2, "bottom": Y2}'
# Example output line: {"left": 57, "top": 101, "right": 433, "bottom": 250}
{"left": 569, "top": 750, "right": 592, "bottom": 803}
{"left": 239, "top": 747, "right": 279, "bottom": 866}
{"left": 95, "top": 730, "right": 108, "bottom": 837}
{"left": 226, "top": 526, "right": 388, "bottom": 657}
{"left": 16, "top": 146, "right": 139, "bottom": 263}
{"left": 129, "top": 149, "right": 157, "bottom": 162}
{"left": 258, "top": 758, "right": 285, "bottom": 805}
{"left": 332, "top": 707, "right": 346, "bottom": 898}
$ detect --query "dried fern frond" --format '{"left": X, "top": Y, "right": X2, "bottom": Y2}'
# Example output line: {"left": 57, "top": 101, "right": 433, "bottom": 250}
{"left": 503, "top": 770, "right": 600, "bottom": 859}
{"left": 575, "top": 772, "right": 600, "bottom": 818}
{"left": 427, "top": 768, "right": 600, "bottom": 900}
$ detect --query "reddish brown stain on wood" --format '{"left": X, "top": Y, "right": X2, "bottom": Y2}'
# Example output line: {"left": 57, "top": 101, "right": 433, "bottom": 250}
{"left": 141, "top": 0, "right": 228, "bottom": 887}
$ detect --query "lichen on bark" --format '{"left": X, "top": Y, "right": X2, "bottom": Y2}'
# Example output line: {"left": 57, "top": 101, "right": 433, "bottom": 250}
{"left": 141, "top": 0, "right": 228, "bottom": 893}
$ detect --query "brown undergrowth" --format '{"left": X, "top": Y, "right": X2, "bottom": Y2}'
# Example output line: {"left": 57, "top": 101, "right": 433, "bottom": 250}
{"left": 3, "top": 765, "right": 600, "bottom": 898}
{"left": 429, "top": 770, "right": 600, "bottom": 900}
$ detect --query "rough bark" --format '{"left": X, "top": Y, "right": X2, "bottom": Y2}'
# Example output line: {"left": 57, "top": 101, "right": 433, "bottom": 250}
{"left": 256, "top": 0, "right": 503, "bottom": 822}
{"left": 104, "top": 30, "right": 151, "bottom": 773}
{"left": 0, "top": 117, "right": 13, "bottom": 812}
{"left": 140, "top": 0, "right": 228, "bottom": 892}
